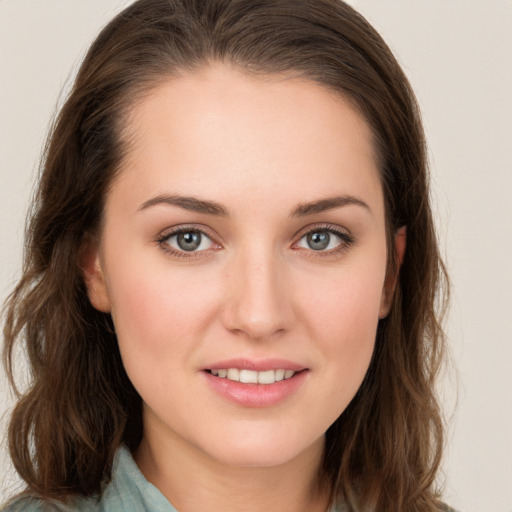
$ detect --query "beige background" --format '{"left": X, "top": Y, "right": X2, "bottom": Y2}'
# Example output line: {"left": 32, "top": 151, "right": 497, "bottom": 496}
{"left": 1, "top": 1, "right": 511, "bottom": 511}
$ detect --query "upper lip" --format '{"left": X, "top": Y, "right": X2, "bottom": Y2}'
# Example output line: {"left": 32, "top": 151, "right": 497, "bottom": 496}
{"left": 203, "top": 358, "right": 307, "bottom": 372}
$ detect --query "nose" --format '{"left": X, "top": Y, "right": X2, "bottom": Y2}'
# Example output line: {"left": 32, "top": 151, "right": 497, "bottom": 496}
{"left": 221, "top": 246, "right": 294, "bottom": 341}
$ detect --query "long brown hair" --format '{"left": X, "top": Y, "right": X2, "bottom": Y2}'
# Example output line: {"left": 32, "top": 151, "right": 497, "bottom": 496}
{"left": 3, "top": 0, "right": 449, "bottom": 509}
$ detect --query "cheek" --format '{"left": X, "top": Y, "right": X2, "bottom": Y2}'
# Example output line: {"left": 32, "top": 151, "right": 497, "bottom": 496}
{"left": 300, "top": 257, "right": 385, "bottom": 340}
{"left": 297, "top": 259, "right": 385, "bottom": 401}
{"left": 105, "top": 255, "right": 220, "bottom": 369}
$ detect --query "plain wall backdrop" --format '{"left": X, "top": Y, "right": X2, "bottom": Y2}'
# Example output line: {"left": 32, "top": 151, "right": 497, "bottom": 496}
{"left": 1, "top": 1, "right": 511, "bottom": 511}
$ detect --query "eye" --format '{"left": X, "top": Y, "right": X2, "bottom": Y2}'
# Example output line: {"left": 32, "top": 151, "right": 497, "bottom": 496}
{"left": 161, "top": 229, "right": 215, "bottom": 253}
{"left": 295, "top": 227, "right": 353, "bottom": 253}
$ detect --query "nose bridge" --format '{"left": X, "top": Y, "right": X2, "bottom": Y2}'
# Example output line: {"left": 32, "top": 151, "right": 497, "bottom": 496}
{"left": 223, "top": 239, "right": 292, "bottom": 339}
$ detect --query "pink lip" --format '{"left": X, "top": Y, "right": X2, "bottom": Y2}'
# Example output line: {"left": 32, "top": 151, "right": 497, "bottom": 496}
{"left": 203, "top": 358, "right": 306, "bottom": 372}
{"left": 201, "top": 358, "right": 309, "bottom": 408}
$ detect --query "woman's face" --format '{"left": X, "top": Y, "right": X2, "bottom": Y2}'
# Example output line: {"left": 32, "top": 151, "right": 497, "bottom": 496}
{"left": 85, "top": 64, "right": 396, "bottom": 469}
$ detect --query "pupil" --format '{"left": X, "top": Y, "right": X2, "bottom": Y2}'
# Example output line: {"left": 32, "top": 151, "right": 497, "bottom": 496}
{"left": 177, "top": 231, "right": 201, "bottom": 251}
{"left": 307, "top": 231, "right": 330, "bottom": 250}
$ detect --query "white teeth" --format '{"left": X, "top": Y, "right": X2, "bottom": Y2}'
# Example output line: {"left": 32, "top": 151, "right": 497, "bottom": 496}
{"left": 257, "top": 370, "right": 276, "bottom": 384}
{"left": 210, "top": 368, "right": 298, "bottom": 384}
{"left": 239, "top": 369, "right": 258, "bottom": 384}
{"left": 275, "top": 369, "right": 285, "bottom": 382}
{"left": 227, "top": 368, "right": 239, "bottom": 381}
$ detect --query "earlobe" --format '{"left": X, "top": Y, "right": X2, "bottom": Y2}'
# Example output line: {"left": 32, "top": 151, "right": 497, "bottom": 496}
{"left": 379, "top": 226, "right": 406, "bottom": 319}
{"left": 80, "top": 238, "right": 111, "bottom": 313}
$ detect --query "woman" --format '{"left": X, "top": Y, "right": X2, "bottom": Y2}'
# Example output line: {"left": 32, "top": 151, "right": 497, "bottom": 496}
{"left": 2, "top": 0, "right": 450, "bottom": 510}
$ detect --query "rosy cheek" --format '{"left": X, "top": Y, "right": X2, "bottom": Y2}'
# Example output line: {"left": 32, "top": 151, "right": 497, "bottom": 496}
{"left": 108, "top": 258, "right": 218, "bottom": 350}
{"left": 304, "top": 264, "right": 383, "bottom": 321}
{"left": 299, "top": 265, "right": 383, "bottom": 367}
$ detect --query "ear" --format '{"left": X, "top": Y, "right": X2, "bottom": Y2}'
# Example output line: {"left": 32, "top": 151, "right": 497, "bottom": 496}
{"left": 379, "top": 226, "right": 406, "bottom": 319}
{"left": 80, "top": 237, "right": 111, "bottom": 313}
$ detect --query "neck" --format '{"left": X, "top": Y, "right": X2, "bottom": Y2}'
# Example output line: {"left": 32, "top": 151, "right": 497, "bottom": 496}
{"left": 134, "top": 415, "right": 330, "bottom": 512}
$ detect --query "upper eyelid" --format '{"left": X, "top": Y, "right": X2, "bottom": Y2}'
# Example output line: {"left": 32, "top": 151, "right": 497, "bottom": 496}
{"left": 293, "top": 223, "right": 352, "bottom": 240}
{"left": 159, "top": 224, "right": 219, "bottom": 241}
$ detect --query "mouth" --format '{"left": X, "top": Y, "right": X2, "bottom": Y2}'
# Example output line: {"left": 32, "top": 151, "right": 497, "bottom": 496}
{"left": 206, "top": 368, "right": 302, "bottom": 385}
{"left": 202, "top": 359, "right": 308, "bottom": 407}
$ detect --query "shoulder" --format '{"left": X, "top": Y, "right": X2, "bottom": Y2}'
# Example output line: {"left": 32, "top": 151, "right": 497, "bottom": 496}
{"left": 2, "top": 496, "right": 66, "bottom": 512}
{"left": 1, "top": 495, "right": 97, "bottom": 512}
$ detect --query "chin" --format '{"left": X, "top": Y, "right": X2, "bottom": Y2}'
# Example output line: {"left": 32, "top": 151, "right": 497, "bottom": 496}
{"left": 198, "top": 429, "right": 325, "bottom": 469}
{"left": 216, "top": 449, "right": 293, "bottom": 469}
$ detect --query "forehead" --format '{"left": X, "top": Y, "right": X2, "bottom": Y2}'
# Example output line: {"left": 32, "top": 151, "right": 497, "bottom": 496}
{"left": 112, "top": 64, "right": 383, "bottom": 218}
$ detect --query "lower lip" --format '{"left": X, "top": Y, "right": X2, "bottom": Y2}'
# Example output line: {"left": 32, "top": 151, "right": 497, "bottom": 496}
{"left": 203, "top": 370, "right": 308, "bottom": 408}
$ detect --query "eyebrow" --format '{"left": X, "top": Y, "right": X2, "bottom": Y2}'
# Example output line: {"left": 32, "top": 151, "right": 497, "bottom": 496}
{"left": 138, "top": 193, "right": 370, "bottom": 218}
{"left": 138, "top": 195, "right": 229, "bottom": 217}
{"left": 290, "top": 195, "right": 371, "bottom": 218}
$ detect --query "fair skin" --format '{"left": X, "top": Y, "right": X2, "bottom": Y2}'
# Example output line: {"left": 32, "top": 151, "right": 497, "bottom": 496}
{"left": 84, "top": 63, "right": 405, "bottom": 512}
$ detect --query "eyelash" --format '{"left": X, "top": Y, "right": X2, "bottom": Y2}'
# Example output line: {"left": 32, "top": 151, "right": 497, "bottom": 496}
{"left": 156, "top": 225, "right": 219, "bottom": 260}
{"left": 156, "top": 223, "right": 355, "bottom": 259}
{"left": 293, "top": 223, "right": 355, "bottom": 257}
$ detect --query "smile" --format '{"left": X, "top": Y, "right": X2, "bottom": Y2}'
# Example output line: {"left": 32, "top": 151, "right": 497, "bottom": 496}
{"left": 208, "top": 368, "right": 297, "bottom": 384}
{"left": 204, "top": 367, "right": 308, "bottom": 407}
